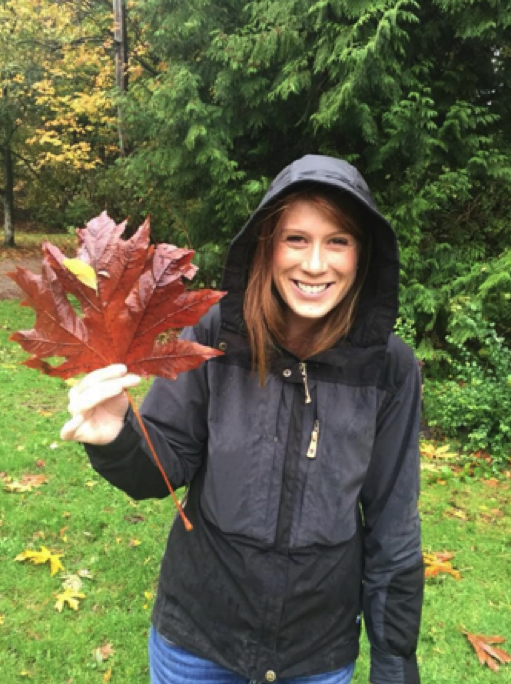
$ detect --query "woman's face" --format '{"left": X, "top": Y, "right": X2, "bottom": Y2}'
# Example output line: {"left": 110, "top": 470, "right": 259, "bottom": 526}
{"left": 272, "top": 199, "right": 359, "bottom": 336}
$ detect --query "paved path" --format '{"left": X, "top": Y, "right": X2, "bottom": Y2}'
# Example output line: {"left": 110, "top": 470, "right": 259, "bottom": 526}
{"left": 0, "top": 255, "right": 42, "bottom": 300}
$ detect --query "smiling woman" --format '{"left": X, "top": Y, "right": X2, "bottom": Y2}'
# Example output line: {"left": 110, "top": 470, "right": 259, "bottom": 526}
{"left": 61, "top": 155, "right": 424, "bottom": 684}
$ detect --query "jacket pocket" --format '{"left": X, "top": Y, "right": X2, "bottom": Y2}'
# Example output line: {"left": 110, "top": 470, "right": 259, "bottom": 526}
{"left": 290, "top": 384, "right": 378, "bottom": 548}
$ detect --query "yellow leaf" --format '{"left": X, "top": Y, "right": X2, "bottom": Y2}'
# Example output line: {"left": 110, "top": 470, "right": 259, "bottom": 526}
{"left": 15, "top": 546, "right": 64, "bottom": 575}
{"left": 62, "top": 258, "right": 97, "bottom": 290}
{"left": 55, "top": 588, "right": 85, "bottom": 612}
{"left": 424, "top": 550, "right": 461, "bottom": 580}
{"left": 104, "top": 668, "right": 112, "bottom": 683}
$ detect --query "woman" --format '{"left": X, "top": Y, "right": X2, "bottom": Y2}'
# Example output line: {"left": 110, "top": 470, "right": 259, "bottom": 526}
{"left": 61, "top": 155, "right": 423, "bottom": 684}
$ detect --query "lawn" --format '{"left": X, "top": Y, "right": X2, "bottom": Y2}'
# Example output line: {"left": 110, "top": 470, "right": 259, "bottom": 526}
{"left": 1, "top": 298, "right": 510, "bottom": 683}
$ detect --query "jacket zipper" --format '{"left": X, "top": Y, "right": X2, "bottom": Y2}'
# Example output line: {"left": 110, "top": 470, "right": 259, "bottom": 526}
{"left": 306, "top": 419, "right": 320, "bottom": 459}
{"left": 299, "top": 362, "right": 312, "bottom": 404}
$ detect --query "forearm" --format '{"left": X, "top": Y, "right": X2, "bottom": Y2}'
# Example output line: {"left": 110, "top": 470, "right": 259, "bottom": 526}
{"left": 85, "top": 416, "right": 165, "bottom": 499}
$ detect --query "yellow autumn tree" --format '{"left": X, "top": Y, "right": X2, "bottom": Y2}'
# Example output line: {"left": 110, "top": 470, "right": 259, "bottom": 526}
{"left": 0, "top": 0, "right": 117, "bottom": 245}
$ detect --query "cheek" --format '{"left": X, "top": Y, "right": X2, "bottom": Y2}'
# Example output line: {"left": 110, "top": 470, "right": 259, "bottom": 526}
{"left": 272, "top": 244, "right": 289, "bottom": 280}
{"left": 349, "top": 252, "right": 359, "bottom": 280}
{"left": 333, "top": 251, "right": 358, "bottom": 280}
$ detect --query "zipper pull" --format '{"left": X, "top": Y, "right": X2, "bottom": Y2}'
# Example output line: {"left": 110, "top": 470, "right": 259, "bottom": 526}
{"left": 307, "top": 420, "right": 320, "bottom": 459}
{"left": 299, "top": 362, "right": 312, "bottom": 404}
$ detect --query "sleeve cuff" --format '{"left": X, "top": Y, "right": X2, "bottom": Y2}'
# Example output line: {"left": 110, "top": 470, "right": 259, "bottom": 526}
{"left": 370, "top": 649, "right": 420, "bottom": 684}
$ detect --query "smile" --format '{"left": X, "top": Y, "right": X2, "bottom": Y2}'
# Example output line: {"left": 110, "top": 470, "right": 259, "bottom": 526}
{"left": 294, "top": 281, "right": 330, "bottom": 294}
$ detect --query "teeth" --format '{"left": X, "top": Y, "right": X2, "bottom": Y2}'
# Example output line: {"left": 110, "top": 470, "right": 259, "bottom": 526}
{"left": 296, "top": 282, "right": 328, "bottom": 294}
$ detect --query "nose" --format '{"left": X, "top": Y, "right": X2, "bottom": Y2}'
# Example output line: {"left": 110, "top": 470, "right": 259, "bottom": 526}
{"left": 302, "top": 243, "right": 327, "bottom": 274}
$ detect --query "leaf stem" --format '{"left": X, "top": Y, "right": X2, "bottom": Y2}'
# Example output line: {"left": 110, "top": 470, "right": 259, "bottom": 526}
{"left": 125, "top": 390, "right": 193, "bottom": 532}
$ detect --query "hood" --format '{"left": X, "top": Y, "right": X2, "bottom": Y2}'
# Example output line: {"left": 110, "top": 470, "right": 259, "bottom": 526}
{"left": 220, "top": 154, "right": 399, "bottom": 349}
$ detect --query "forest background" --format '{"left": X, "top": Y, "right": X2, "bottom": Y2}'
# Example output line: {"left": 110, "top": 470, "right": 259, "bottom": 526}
{"left": 1, "top": 0, "right": 510, "bottom": 465}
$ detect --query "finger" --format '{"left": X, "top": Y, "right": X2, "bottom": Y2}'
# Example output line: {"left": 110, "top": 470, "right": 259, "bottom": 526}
{"left": 60, "top": 414, "right": 85, "bottom": 441}
{"left": 68, "top": 374, "right": 140, "bottom": 415}
{"left": 73, "top": 364, "right": 129, "bottom": 393}
{"left": 68, "top": 364, "right": 129, "bottom": 405}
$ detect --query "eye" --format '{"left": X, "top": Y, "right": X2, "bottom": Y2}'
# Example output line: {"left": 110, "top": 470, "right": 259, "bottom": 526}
{"left": 285, "top": 234, "right": 307, "bottom": 245}
{"left": 331, "top": 235, "right": 353, "bottom": 247}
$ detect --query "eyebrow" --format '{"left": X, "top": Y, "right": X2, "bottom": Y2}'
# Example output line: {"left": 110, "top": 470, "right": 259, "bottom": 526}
{"left": 279, "top": 226, "right": 353, "bottom": 237}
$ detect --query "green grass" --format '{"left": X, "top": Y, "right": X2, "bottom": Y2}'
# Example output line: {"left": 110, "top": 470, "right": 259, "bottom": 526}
{"left": 1, "top": 299, "right": 510, "bottom": 683}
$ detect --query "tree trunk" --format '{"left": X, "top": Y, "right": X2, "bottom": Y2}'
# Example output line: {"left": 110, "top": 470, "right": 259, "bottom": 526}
{"left": 113, "top": 0, "right": 128, "bottom": 156}
{"left": 3, "top": 144, "right": 15, "bottom": 247}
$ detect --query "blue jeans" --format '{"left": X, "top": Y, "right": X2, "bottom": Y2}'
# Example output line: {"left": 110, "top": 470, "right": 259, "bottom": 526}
{"left": 149, "top": 627, "right": 355, "bottom": 684}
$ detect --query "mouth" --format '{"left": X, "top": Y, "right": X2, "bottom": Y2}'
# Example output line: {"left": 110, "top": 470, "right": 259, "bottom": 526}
{"left": 294, "top": 281, "right": 331, "bottom": 295}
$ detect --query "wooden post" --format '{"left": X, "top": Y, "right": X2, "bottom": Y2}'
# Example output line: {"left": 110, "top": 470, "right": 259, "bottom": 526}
{"left": 113, "top": 0, "right": 128, "bottom": 155}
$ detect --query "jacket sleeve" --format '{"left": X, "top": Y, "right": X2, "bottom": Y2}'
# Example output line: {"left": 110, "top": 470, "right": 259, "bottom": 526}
{"left": 84, "top": 324, "right": 210, "bottom": 500}
{"left": 360, "top": 347, "right": 424, "bottom": 684}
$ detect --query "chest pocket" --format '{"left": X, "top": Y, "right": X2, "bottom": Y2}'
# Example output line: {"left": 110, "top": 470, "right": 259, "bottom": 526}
{"left": 289, "top": 383, "right": 378, "bottom": 548}
{"left": 201, "top": 365, "right": 289, "bottom": 544}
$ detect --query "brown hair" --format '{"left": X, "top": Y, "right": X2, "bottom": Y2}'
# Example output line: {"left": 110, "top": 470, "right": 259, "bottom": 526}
{"left": 243, "top": 187, "right": 370, "bottom": 384}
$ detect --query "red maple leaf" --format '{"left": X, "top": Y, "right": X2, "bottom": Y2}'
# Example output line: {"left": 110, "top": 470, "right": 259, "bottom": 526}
{"left": 8, "top": 213, "right": 226, "bottom": 531}
{"left": 7, "top": 212, "right": 224, "bottom": 379}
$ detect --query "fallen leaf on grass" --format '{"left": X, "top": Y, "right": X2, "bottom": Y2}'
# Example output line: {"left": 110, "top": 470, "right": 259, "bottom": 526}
{"left": 444, "top": 507, "right": 468, "bottom": 521}
{"left": 424, "top": 551, "right": 461, "bottom": 580}
{"left": 3, "top": 473, "right": 48, "bottom": 493}
{"left": 104, "top": 668, "right": 112, "bottom": 682}
{"left": 61, "top": 574, "right": 83, "bottom": 591}
{"left": 55, "top": 588, "right": 85, "bottom": 612}
{"left": 61, "top": 569, "right": 94, "bottom": 590}
{"left": 464, "top": 631, "right": 511, "bottom": 671}
{"left": 143, "top": 590, "right": 153, "bottom": 609}
{"left": 15, "top": 546, "right": 64, "bottom": 575}
{"left": 93, "top": 642, "right": 115, "bottom": 663}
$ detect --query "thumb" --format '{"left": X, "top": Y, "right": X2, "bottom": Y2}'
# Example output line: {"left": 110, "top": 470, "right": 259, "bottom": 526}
{"left": 60, "top": 414, "right": 85, "bottom": 442}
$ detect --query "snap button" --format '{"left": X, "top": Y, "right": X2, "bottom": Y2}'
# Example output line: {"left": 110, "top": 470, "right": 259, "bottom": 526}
{"left": 282, "top": 369, "right": 292, "bottom": 378}
{"left": 218, "top": 342, "right": 227, "bottom": 351}
{"left": 265, "top": 670, "right": 277, "bottom": 682}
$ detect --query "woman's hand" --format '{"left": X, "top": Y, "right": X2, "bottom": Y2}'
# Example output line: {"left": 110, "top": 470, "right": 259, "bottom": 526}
{"left": 60, "top": 364, "right": 141, "bottom": 445}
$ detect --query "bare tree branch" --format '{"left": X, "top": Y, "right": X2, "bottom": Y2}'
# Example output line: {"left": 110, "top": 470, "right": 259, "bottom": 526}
{"left": 11, "top": 150, "right": 41, "bottom": 181}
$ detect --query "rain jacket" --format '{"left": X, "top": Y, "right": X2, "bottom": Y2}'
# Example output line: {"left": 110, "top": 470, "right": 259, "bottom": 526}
{"left": 86, "top": 155, "right": 424, "bottom": 684}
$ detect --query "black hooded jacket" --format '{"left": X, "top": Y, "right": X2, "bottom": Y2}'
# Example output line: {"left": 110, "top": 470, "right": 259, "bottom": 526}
{"left": 86, "top": 155, "right": 424, "bottom": 684}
